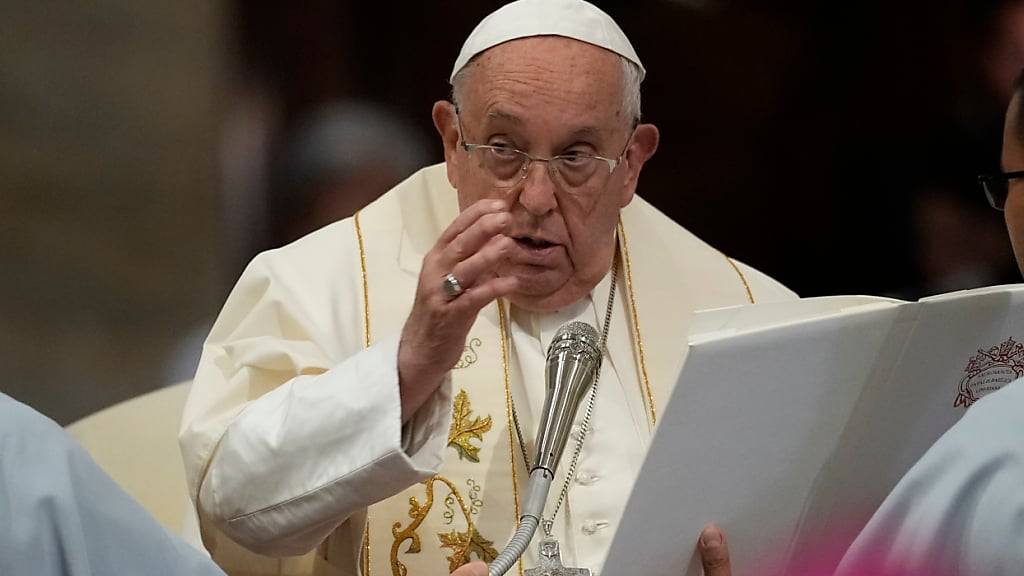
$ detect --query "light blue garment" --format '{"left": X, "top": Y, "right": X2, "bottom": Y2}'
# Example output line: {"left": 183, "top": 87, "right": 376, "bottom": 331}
{"left": 837, "top": 377, "right": 1024, "bottom": 576}
{"left": 0, "top": 393, "right": 225, "bottom": 576}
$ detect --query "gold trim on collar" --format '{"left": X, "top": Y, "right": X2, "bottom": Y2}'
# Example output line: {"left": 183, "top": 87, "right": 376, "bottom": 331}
{"left": 355, "top": 210, "right": 373, "bottom": 575}
{"left": 496, "top": 301, "right": 525, "bottom": 576}
{"left": 724, "top": 256, "right": 755, "bottom": 304}
{"left": 617, "top": 220, "right": 658, "bottom": 427}
{"left": 355, "top": 211, "right": 372, "bottom": 348}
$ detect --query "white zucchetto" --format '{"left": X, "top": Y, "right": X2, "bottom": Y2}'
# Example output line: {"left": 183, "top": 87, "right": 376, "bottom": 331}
{"left": 450, "top": 0, "right": 645, "bottom": 83}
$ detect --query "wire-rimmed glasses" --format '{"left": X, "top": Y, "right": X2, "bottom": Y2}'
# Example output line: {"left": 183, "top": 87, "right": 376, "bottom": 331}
{"left": 978, "top": 171, "right": 1024, "bottom": 211}
{"left": 456, "top": 109, "right": 631, "bottom": 192}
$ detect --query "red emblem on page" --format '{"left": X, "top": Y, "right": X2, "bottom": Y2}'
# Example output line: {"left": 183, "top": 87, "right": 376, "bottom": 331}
{"left": 955, "top": 337, "right": 1024, "bottom": 408}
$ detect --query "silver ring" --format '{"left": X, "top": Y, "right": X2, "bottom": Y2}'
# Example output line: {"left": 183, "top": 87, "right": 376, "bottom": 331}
{"left": 442, "top": 273, "right": 464, "bottom": 300}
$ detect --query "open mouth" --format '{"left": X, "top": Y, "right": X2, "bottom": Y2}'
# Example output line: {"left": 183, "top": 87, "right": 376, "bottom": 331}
{"left": 514, "top": 236, "right": 556, "bottom": 250}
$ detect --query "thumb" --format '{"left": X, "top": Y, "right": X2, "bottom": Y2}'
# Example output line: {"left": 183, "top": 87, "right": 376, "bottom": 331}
{"left": 699, "top": 523, "right": 732, "bottom": 576}
{"left": 452, "top": 560, "right": 489, "bottom": 576}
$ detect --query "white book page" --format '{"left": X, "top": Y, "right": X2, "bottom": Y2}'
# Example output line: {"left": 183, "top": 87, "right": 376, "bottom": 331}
{"left": 603, "top": 303, "right": 903, "bottom": 576}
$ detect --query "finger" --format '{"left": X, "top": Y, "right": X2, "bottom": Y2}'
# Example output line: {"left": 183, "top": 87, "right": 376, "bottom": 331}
{"left": 437, "top": 199, "right": 508, "bottom": 246}
{"left": 451, "top": 560, "right": 489, "bottom": 576}
{"left": 451, "top": 234, "right": 515, "bottom": 288}
{"left": 441, "top": 211, "right": 511, "bottom": 268}
{"left": 699, "top": 523, "right": 731, "bottom": 576}
{"left": 453, "top": 275, "right": 519, "bottom": 312}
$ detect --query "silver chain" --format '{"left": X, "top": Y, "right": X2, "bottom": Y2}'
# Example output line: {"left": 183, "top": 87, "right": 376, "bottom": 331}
{"left": 508, "top": 250, "right": 618, "bottom": 536}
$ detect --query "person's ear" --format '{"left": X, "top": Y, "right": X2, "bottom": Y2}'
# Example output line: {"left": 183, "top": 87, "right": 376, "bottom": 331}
{"left": 432, "top": 101, "right": 462, "bottom": 188}
{"left": 616, "top": 123, "right": 659, "bottom": 207}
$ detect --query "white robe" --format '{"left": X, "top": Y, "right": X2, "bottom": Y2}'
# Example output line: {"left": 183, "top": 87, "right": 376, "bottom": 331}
{"left": 835, "top": 377, "right": 1024, "bottom": 576}
{"left": 0, "top": 393, "right": 226, "bottom": 576}
{"left": 178, "top": 163, "right": 796, "bottom": 576}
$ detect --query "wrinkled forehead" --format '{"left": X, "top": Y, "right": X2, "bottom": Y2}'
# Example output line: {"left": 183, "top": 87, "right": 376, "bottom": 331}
{"left": 459, "top": 37, "right": 627, "bottom": 130}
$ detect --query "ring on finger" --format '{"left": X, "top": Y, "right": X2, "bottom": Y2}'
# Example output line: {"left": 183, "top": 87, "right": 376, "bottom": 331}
{"left": 441, "top": 272, "right": 465, "bottom": 300}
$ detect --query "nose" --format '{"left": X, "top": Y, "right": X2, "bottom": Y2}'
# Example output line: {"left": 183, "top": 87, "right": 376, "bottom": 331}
{"left": 515, "top": 160, "right": 558, "bottom": 216}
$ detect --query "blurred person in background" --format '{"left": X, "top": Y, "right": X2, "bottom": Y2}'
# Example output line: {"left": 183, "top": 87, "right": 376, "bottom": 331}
{"left": 161, "top": 100, "right": 429, "bottom": 385}
{"left": 901, "top": 0, "right": 1024, "bottom": 297}
{"left": 267, "top": 100, "right": 432, "bottom": 248}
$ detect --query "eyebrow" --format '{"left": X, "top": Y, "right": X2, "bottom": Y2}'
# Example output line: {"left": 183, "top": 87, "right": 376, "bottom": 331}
{"left": 569, "top": 126, "right": 603, "bottom": 141}
{"left": 482, "top": 110, "right": 607, "bottom": 145}
{"left": 485, "top": 110, "right": 523, "bottom": 124}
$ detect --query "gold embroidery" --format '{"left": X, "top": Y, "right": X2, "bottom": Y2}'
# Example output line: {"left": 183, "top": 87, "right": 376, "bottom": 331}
{"left": 453, "top": 338, "right": 483, "bottom": 369}
{"left": 618, "top": 220, "right": 658, "bottom": 426}
{"left": 723, "top": 255, "right": 756, "bottom": 304}
{"left": 447, "top": 390, "right": 493, "bottom": 462}
{"left": 355, "top": 210, "right": 372, "bottom": 576}
{"left": 443, "top": 479, "right": 484, "bottom": 525}
{"left": 443, "top": 493, "right": 457, "bottom": 526}
{"left": 391, "top": 476, "right": 475, "bottom": 576}
{"left": 466, "top": 478, "right": 483, "bottom": 516}
{"left": 496, "top": 302, "right": 525, "bottom": 576}
{"left": 354, "top": 211, "right": 371, "bottom": 348}
{"left": 362, "top": 528, "right": 371, "bottom": 576}
{"left": 438, "top": 527, "right": 499, "bottom": 572}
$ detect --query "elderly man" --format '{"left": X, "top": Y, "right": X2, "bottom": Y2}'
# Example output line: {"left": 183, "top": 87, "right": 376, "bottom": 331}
{"left": 179, "top": 2, "right": 795, "bottom": 575}
{"left": 698, "top": 72, "right": 1024, "bottom": 576}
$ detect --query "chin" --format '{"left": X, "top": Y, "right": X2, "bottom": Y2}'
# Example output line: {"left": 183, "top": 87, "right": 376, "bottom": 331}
{"left": 508, "top": 292, "right": 571, "bottom": 313}
{"left": 506, "top": 273, "right": 589, "bottom": 312}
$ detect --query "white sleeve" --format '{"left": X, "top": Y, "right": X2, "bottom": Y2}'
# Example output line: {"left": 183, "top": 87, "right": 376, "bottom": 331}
{"left": 179, "top": 220, "right": 452, "bottom": 558}
{"left": 835, "top": 378, "right": 1024, "bottom": 576}
{"left": 198, "top": 334, "right": 452, "bottom": 557}
{"left": 0, "top": 394, "right": 227, "bottom": 576}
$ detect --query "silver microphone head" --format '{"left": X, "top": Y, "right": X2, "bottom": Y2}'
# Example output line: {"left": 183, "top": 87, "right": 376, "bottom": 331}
{"left": 533, "top": 321, "right": 602, "bottom": 475}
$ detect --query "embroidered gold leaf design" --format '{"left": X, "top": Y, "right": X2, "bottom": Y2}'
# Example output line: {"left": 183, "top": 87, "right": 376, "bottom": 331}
{"left": 438, "top": 527, "right": 499, "bottom": 572}
{"left": 391, "top": 476, "right": 477, "bottom": 576}
{"left": 447, "top": 389, "right": 492, "bottom": 462}
{"left": 399, "top": 497, "right": 425, "bottom": 555}
{"left": 453, "top": 338, "right": 482, "bottom": 369}
{"left": 391, "top": 490, "right": 433, "bottom": 575}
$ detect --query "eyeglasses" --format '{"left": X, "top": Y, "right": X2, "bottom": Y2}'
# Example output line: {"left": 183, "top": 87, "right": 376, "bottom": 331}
{"left": 978, "top": 171, "right": 1024, "bottom": 211}
{"left": 455, "top": 109, "right": 631, "bottom": 191}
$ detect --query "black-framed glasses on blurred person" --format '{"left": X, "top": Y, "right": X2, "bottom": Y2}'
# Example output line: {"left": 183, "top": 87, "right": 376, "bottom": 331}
{"left": 455, "top": 108, "right": 631, "bottom": 192}
{"left": 978, "top": 171, "right": 1024, "bottom": 211}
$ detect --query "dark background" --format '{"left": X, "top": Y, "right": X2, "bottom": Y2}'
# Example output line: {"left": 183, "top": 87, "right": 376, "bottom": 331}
{"left": 2, "top": 0, "right": 1021, "bottom": 423}
{"left": 237, "top": 0, "right": 1020, "bottom": 296}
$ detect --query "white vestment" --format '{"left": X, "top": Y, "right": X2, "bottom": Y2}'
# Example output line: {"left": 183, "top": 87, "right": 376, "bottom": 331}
{"left": 179, "top": 163, "right": 796, "bottom": 576}
{"left": 836, "top": 377, "right": 1024, "bottom": 576}
{"left": 0, "top": 394, "right": 226, "bottom": 576}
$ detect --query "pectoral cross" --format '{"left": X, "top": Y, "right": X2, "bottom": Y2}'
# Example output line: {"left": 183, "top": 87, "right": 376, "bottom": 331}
{"left": 524, "top": 534, "right": 591, "bottom": 576}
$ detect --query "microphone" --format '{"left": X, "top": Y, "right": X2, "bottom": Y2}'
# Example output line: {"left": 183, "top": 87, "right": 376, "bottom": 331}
{"left": 534, "top": 321, "right": 602, "bottom": 475}
{"left": 489, "top": 321, "right": 602, "bottom": 576}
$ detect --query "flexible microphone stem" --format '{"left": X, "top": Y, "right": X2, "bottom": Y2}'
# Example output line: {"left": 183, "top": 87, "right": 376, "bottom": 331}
{"left": 488, "top": 468, "right": 552, "bottom": 576}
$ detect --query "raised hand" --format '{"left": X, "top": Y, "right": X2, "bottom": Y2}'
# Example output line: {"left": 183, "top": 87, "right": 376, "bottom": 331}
{"left": 398, "top": 199, "right": 520, "bottom": 421}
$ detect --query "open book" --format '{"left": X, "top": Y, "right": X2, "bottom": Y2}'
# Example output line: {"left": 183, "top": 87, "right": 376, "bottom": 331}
{"left": 602, "top": 284, "right": 1024, "bottom": 576}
